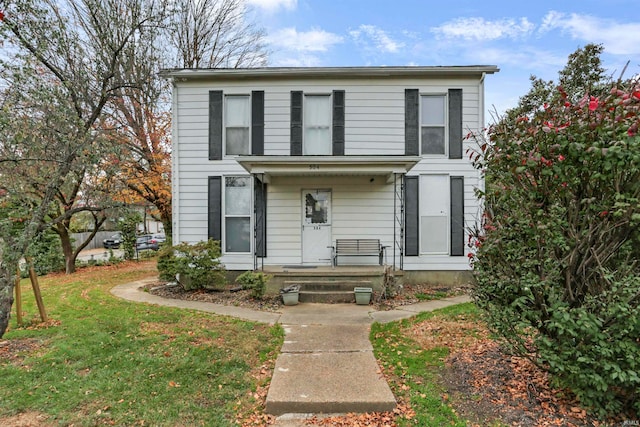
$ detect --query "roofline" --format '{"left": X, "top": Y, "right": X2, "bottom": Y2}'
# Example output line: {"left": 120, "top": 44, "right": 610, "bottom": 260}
{"left": 160, "top": 66, "right": 499, "bottom": 81}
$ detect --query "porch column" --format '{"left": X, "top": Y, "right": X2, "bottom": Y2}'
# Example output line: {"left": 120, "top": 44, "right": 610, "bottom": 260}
{"left": 253, "top": 174, "right": 267, "bottom": 271}
{"left": 393, "top": 173, "right": 405, "bottom": 271}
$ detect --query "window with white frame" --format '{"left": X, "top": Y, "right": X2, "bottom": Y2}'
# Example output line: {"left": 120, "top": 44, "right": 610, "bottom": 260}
{"left": 225, "top": 95, "right": 250, "bottom": 155}
{"left": 224, "top": 176, "right": 251, "bottom": 253}
{"left": 304, "top": 94, "right": 331, "bottom": 155}
{"left": 421, "top": 94, "right": 446, "bottom": 155}
{"left": 420, "top": 174, "right": 449, "bottom": 254}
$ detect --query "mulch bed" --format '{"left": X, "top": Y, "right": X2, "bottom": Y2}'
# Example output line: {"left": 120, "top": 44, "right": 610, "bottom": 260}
{"left": 144, "top": 280, "right": 469, "bottom": 312}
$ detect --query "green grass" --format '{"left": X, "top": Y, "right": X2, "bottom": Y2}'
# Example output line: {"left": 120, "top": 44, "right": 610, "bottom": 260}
{"left": 414, "top": 291, "right": 448, "bottom": 301}
{"left": 1, "top": 261, "right": 283, "bottom": 426}
{"left": 371, "top": 303, "right": 482, "bottom": 426}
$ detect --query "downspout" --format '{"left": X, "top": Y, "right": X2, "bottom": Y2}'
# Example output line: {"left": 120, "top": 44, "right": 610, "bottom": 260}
{"left": 171, "top": 80, "right": 180, "bottom": 244}
{"left": 253, "top": 173, "right": 257, "bottom": 271}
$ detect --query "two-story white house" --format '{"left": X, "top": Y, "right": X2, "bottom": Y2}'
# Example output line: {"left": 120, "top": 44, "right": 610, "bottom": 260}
{"left": 162, "top": 66, "right": 498, "bottom": 285}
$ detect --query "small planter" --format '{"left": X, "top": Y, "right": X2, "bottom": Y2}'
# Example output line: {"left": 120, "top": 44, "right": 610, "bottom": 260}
{"left": 354, "top": 287, "right": 373, "bottom": 305}
{"left": 280, "top": 284, "right": 300, "bottom": 306}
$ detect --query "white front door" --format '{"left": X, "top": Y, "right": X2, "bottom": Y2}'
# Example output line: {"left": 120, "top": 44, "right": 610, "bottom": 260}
{"left": 302, "top": 189, "right": 332, "bottom": 264}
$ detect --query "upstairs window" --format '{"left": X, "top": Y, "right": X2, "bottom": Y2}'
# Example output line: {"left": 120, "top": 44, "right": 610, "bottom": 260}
{"left": 304, "top": 94, "right": 331, "bottom": 155}
{"left": 421, "top": 94, "right": 446, "bottom": 155}
{"left": 225, "top": 95, "right": 250, "bottom": 155}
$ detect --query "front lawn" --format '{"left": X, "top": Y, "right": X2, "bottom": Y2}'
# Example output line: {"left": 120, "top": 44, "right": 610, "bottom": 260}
{"left": 2, "top": 261, "right": 627, "bottom": 426}
{"left": 0, "top": 260, "right": 282, "bottom": 426}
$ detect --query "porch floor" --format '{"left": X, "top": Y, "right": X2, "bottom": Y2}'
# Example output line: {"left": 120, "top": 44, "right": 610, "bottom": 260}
{"left": 261, "top": 265, "right": 390, "bottom": 274}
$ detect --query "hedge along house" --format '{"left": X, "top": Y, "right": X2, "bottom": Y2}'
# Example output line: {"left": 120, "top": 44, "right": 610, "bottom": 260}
{"left": 162, "top": 66, "right": 499, "bottom": 289}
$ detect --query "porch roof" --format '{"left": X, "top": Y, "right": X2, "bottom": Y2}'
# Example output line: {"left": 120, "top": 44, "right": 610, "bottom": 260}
{"left": 236, "top": 155, "right": 421, "bottom": 183}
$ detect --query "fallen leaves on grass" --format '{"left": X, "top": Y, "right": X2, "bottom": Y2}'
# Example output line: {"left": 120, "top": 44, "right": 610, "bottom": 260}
{"left": 303, "top": 403, "right": 414, "bottom": 426}
{"left": 407, "top": 315, "right": 489, "bottom": 352}
{"left": 0, "top": 338, "right": 46, "bottom": 367}
{"left": 25, "top": 319, "right": 61, "bottom": 330}
{"left": 443, "top": 340, "right": 610, "bottom": 427}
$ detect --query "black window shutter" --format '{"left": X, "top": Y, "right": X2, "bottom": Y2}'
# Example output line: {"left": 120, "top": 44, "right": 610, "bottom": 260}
{"left": 404, "top": 176, "right": 419, "bottom": 256}
{"left": 450, "top": 176, "right": 464, "bottom": 256}
{"left": 448, "top": 89, "right": 463, "bottom": 159}
{"left": 209, "top": 91, "right": 223, "bottom": 160}
{"left": 208, "top": 176, "right": 222, "bottom": 240}
{"left": 251, "top": 91, "right": 264, "bottom": 155}
{"left": 332, "top": 90, "right": 345, "bottom": 155}
{"left": 405, "top": 89, "right": 419, "bottom": 156}
{"left": 254, "top": 177, "right": 267, "bottom": 257}
{"left": 290, "top": 91, "right": 303, "bottom": 155}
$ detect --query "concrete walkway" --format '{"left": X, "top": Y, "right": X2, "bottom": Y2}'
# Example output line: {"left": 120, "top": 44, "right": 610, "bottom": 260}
{"left": 111, "top": 279, "right": 471, "bottom": 425}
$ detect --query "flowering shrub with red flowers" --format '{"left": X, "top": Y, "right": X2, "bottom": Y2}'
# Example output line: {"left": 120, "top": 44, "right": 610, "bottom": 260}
{"left": 467, "top": 70, "right": 640, "bottom": 418}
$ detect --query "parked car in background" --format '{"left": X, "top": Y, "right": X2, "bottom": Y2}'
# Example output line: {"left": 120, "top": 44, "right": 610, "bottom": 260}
{"left": 136, "top": 234, "right": 160, "bottom": 251}
{"left": 103, "top": 232, "right": 123, "bottom": 249}
{"left": 151, "top": 233, "right": 166, "bottom": 244}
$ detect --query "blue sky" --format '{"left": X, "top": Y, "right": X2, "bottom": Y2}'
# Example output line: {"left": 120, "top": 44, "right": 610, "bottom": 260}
{"left": 245, "top": 0, "right": 640, "bottom": 119}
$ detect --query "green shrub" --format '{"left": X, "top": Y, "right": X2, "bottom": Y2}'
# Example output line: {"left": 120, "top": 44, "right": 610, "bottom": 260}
{"left": 173, "top": 239, "right": 225, "bottom": 291}
{"left": 26, "top": 230, "right": 65, "bottom": 276}
{"left": 469, "top": 45, "right": 640, "bottom": 417}
{"left": 157, "top": 245, "right": 177, "bottom": 281}
{"left": 236, "top": 271, "right": 271, "bottom": 299}
{"left": 119, "top": 212, "right": 141, "bottom": 260}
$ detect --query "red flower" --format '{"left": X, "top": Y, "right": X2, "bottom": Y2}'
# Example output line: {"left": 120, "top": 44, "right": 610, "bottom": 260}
{"left": 558, "top": 155, "right": 565, "bottom": 161}
{"left": 589, "top": 96, "right": 599, "bottom": 111}
{"left": 0, "top": 11, "right": 4, "bottom": 21}
{"left": 599, "top": 211, "right": 609, "bottom": 218}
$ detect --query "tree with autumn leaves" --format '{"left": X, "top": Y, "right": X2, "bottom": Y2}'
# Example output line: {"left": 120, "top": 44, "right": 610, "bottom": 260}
{"left": 0, "top": 0, "right": 267, "bottom": 339}
{"left": 469, "top": 45, "right": 640, "bottom": 416}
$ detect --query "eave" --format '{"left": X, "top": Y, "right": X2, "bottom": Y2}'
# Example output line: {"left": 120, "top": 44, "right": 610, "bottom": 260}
{"left": 236, "top": 155, "right": 422, "bottom": 183}
{"left": 160, "top": 66, "right": 499, "bottom": 82}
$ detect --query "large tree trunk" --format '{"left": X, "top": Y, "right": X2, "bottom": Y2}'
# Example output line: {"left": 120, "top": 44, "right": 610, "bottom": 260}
{"left": 0, "top": 263, "right": 17, "bottom": 339}
{"left": 57, "top": 223, "right": 76, "bottom": 274}
{"left": 55, "top": 214, "right": 106, "bottom": 274}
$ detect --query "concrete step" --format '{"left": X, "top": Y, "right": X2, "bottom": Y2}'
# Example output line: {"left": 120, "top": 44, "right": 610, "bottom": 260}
{"left": 265, "top": 324, "right": 396, "bottom": 415}
{"left": 284, "top": 280, "right": 372, "bottom": 292}
{"left": 299, "top": 290, "right": 354, "bottom": 303}
{"left": 266, "top": 352, "right": 396, "bottom": 415}
{"left": 285, "top": 280, "right": 373, "bottom": 304}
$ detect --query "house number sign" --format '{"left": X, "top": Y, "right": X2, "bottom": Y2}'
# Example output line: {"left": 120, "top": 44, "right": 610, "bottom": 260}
{"left": 308, "top": 164, "right": 320, "bottom": 170}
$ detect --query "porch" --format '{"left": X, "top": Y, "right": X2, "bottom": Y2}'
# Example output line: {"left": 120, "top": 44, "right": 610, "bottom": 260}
{"left": 236, "top": 155, "right": 421, "bottom": 273}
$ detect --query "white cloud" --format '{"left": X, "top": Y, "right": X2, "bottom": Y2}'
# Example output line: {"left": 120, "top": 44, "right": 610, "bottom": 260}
{"left": 267, "top": 27, "right": 343, "bottom": 52}
{"left": 466, "top": 47, "right": 566, "bottom": 71}
{"left": 246, "top": 0, "right": 296, "bottom": 12}
{"left": 349, "top": 25, "right": 405, "bottom": 53}
{"left": 273, "top": 54, "right": 323, "bottom": 67}
{"left": 538, "top": 10, "right": 565, "bottom": 34}
{"left": 431, "top": 17, "right": 535, "bottom": 41}
{"left": 539, "top": 11, "right": 640, "bottom": 55}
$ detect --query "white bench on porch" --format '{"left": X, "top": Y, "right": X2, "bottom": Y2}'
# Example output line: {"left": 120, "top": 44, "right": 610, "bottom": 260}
{"left": 331, "top": 239, "right": 387, "bottom": 266}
